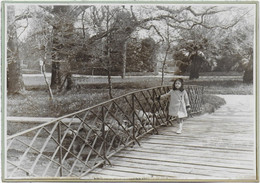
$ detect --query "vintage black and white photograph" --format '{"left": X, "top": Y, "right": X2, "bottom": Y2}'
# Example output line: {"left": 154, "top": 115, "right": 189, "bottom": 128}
{"left": 2, "top": 1, "right": 258, "bottom": 181}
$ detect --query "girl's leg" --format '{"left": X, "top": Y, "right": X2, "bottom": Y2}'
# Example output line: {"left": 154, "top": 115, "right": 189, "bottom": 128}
{"left": 176, "top": 118, "right": 183, "bottom": 134}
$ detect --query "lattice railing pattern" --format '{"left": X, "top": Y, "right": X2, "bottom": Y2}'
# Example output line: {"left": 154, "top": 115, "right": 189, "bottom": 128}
{"left": 6, "top": 85, "right": 204, "bottom": 179}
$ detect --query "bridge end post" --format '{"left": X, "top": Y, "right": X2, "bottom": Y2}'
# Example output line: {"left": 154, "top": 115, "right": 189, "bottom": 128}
{"left": 152, "top": 89, "right": 159, "bottom": 135}
{"left": 57, "top": 121, "right": 63, "bottom": 177}
{"left": 132, "top": 94, "right": 140, "bottom": 146}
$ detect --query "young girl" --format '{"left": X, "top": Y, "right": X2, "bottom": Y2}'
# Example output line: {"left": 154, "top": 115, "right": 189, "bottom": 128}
{"left": 157, "top": 78, "right": 191, "bottom": 134}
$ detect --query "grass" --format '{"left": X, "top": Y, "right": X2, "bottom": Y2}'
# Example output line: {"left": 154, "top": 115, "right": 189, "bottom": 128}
{"left": 202, "top": 95, "right": 226, "bottom": 114}
{"left": 7, "top": 77, "right": 253, "bottom": 117}
{"left": 185, "top": 80, "right": 253, "bottom": 95}
{"left": 7, "top": 89, "right": 132, "bottom": 117}
{"left": 182, "top": 71, "right": 243, "bottom": 76}
{"left": 80, "top": 79, "right": 253, "bottom": 95}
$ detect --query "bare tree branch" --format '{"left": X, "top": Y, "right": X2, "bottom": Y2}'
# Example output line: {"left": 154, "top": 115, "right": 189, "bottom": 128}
{"left": 186, "top": 6, "right": 227, "bottom": 16}
{"left": 139, "top": 24, "right": 165, "bottom": 41}
{"left": 156, "top": 6, "right": 189, "bottom": 14}
{"left": 17, "top": 17, "right": 29, "bottom": 38}
{"left": 130, "top": 5, "right": 138, "bottom": 22}
{"left": 39, "top": 5, "right": 54, "bottom": 14}
{"left": 15, "top": 12, "right": 32, "bottom": 22}
{"left": 72, "top": 5, "right": 91, "bottom": 17}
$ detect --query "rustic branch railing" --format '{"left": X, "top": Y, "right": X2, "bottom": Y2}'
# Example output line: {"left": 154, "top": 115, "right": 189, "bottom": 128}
{"left": 6, "top": 85, "right": 204, "bottom": 179}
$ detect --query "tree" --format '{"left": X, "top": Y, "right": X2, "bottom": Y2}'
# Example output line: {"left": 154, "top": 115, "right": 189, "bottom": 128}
{"left": 49, "top": 6, "right": 80, "bottom": 90}
{"left": 173, "top": 35, "right": 208, "bottom": 79}
{"left": 104, "top": 6, "right": 113, "bottom": 99}
{"left": 10, "top": 4, "right": 254, "bottom": 94}
{"left": 7, "top": 5, "right": 25, "bottom": 94}
{"left": 189, "top": 50, "right": 207, "bottom": 79}
{"left": 169, "top": 5, "right": 254, "bottom": 79}
{"left": 34, "top": 5, "right": 91, "bottom": 91}
{"left": 228, "top": 23, "right": 254, "bottom": 83}
{"left": 109, "top": 7, "right": 136, "bottom": 78}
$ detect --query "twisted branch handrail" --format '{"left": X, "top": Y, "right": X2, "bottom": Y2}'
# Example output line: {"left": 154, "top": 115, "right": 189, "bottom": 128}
{"left": 6, "top": 85, "right": 204, "bottom": 179}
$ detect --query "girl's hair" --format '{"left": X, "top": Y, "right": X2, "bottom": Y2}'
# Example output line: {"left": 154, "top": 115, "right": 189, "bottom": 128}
{"left": 172, "top": 78, "right": 184, "bottom": 91}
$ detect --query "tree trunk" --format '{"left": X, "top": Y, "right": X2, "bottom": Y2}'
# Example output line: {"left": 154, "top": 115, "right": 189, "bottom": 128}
{"left": 122, "top": 40, "right": 127, "bottom": 79}
{"left": 243, "top": 68, "right": 253, "bottom": 83}
{"left": 50, "top": 6, "right": 75, "bottom": 90}
{"left": 50, "top": 61, "right": 61, "bottom": 89}
{"left": 106, "top": 6, "right": 113, "bottom": 99}
{"left": 243, "top": 55, "right": 253, "bottom": 83}
{"left": 107, "top": 68, "right": 113, "bottom": 99}
{"left": 7, "top": 58, "right": 24, "bottom": 94}
{"left": 189, "top": 54, "right": 202, "bottom": 80}
{"left": 7, "top": 5, "right": 24, "bottom": 94}
{"left": 42, "top": 62, "right": 54, "bottom": 101}
{"left": 66, "top": 73, "right": 73, "bottom": 90}
{"left": 50, "top": 20, "right": 61, "bottom": 90}
{"left": 161, "top": 44, "right": 170, "bottom": 85}
{"left": 107, "top": 49, "right": 113, "bottom": 99}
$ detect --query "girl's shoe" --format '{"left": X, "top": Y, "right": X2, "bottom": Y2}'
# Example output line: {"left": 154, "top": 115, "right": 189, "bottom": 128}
{"left": 176, "top": 122, "right": 183, "bottom": 134}
{"left": 176, "top": 128, "right": 182, "bottom": 134}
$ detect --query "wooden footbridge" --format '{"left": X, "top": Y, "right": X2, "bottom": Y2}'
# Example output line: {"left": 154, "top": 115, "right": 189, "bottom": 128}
{"left": 84, "top": 95, "right": 256, "bottom": 180}
{"left": 5, "top": 86, "right": 256, "bottom": 181}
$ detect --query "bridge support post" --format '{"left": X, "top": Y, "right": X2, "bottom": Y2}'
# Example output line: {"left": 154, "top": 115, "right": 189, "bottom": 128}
{"left": 132, "top": 94, "right": 135, "bottom": 142}
{"left": 152, "top": 89, "right": 158, "bottom": 135}
{"left": 101, "top": 106, "right": 107, "bottom": 164}
{"left": 57, "top": 121, "right": 63, "bottom": 176}
{"left": 131, "top": 94, "right": 140, "bottom": 146}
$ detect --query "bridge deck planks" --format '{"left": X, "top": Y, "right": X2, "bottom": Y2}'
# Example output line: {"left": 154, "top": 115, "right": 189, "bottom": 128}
{"left": 83, "top": 95, "right": 256, "bottom": 180}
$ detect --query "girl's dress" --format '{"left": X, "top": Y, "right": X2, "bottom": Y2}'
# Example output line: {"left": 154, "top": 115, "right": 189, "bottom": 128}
{"left": 161, "top": 89, "right": 190, "bottom": 118}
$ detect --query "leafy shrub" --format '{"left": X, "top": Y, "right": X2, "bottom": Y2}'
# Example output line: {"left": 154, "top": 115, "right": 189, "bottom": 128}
{"left": 202, "top": 94, "right": 226, "bottom": 113}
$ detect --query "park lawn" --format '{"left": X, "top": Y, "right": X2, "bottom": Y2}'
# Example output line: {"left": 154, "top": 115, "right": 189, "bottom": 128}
{"left": 185, "top": 80, "right": 254, "bottom": 95}
{"left": 7, "top": 89, "right": 132, "bottom": 118}
{"left": 7, "top": 78, "right": 253, "bottom": 117}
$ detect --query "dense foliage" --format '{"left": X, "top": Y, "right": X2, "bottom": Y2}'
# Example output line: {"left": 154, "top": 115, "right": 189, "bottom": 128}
{"left": 7, "top": 4, "right": 255, "bottom": 94}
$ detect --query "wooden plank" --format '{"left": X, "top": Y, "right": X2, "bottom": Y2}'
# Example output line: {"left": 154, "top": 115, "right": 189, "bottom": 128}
{"left": 138, "top": 144, "right": 255, "bottom": 159}
{"left": 158, "top": 130, "right": 254, "bottom": 140}
{"left": 104, "top": 158, "right": 254, "bottom": 179}
{"left": 182, "top": 124, "right": 254, "bottom": 129}
{"left": 115, "top": 150, "right": 254, "bottom": 169}
{"left": 125, "top": 146, "right": 254, "bottom": 162}
{"left": 137, "top": 142, "right": 254, "bottom": 158}
{"left": 171, "top": 122, "right": 254, "bottom": 129}
{"left": 147, "top": 134, "right": 255, "bottom": 146}
{"left": 136, "top": 143, "right": 254, "bottom": 160}
{"left": 89, "top": 167, "right": 148, "bottom": 178}
{"left": 189, "top": 116, "right": 254, "bottom": 120}
{"left": 109, "top": 156, "right": 254, "bottom": 175}
{"left": 182, "top": 122, "right": 254, "bottom": 128}
{"left": 156, "top": 131, "right": 255, "bottom": 141}
{"left": 163, "top": 121, "right": 254, "bottom": 128}
{"left": 192, "top": 116, "right": 254, "bottom": 121}
{"left": 141, "top": 139, "right": 254, "bottom": 152}
{"left": 92, "top": 164, "right": 215, "bottom": 179}
{"left": 148, "top": 133, "right": 255, "bottom": 144}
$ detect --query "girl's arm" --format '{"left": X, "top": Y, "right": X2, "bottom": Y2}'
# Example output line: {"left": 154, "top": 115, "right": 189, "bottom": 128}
{"left": 157, "top": 90, "right": 171, "bottom": 100}
{"left": 184, "top": 90, "right": 191, "bottom": 108}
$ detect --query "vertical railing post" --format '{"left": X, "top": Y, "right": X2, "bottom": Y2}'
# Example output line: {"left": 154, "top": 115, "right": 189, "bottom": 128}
{"left": 165, "top": 87, "right": 169, "bottom": 122}
{"left": 152, "top": 89, "right": 155, "bottom": 127}
{"left": 152, "top": 89, "right": 159, "bottom": 134}
{"left": 57, "top": 121, "right": 63, "bottom": 176}
{"left": 101, "top": 106, "right": 107, "bottom": 163}
{"left": 201, "top": 86, "right": 204, "bottom": 112}
{"left": 132, "top": 94, "right": 135, "bottom": 139}
{"left": 131, "top": 94, "right": 140, "bottom": 146}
